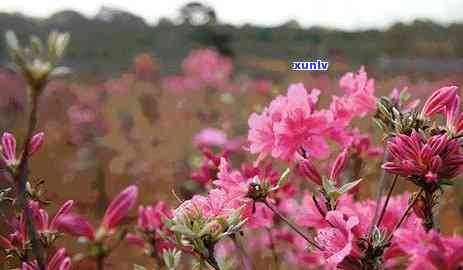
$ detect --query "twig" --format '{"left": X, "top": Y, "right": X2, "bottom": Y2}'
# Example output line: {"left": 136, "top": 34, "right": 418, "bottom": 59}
{"left": 375, "top": 175, "right": 399, "bottom": 229}
{"left": 387, "top": 187, "right": 425, "bottom": 242}
{"left": 262, "top": 200, "right": 322, "bottom": 250}
{"left": 14, "top": 89, "right": 46, "bottom": 269}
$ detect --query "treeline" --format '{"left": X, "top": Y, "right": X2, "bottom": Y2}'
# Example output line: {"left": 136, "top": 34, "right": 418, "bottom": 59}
{"left": 0, "top": 7, "right": 462, "bottom": 77}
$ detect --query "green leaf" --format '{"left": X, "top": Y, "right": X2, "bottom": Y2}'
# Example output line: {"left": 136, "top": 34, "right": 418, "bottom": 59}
{"left": 226, "top": 206, "right": 243, "bottom": 226}
{"left": 338, "top": 179, "right": 363, "bottom": 194}
{"left": 322, "top": 178, "right": 336, "bottom": 193}
{"left": 170, "top": 224, "right": 195, "bottom": 238}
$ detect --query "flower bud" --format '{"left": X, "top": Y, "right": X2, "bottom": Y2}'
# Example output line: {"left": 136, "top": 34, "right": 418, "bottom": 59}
{"left": 421, "top": 86, "right": 458, "bottom": 117}
{"left": 1, "top": 132, "right": 18, "bottom": 167}
{"left": 101, "top": 185, "right": 139, "bottom": 230}
{"left": 28, "top": 132, "right": 44, "bottom": 156}
{"left": 296, "top": 157, "right": 322, "bottom": 186}
{"left": 412, "top": 194, "right": 426, "bottom": 219}
{"left": 54, "top": 214, "right": 95, "bottom": 241}
{"left": 330, "top": 149, "right": 348, "bottom": 182}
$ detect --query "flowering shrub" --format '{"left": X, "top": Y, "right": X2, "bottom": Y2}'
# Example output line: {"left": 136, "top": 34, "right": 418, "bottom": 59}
{"left": 1, "top": 30, "right": 463, "bottom": 270}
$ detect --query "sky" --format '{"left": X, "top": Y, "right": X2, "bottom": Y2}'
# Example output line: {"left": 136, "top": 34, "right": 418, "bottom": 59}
{"left": 2, "top": 0, "right": 463, "bottom": 30}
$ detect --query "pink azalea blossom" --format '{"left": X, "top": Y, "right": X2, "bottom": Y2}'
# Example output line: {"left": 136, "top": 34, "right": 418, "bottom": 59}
{"left": 338, "top": 66, "right": 377, "bottom": 118}
{"left": 382, "top": 131, "right": 463, "bottom": 184}
{"left": 248, "top": 83, "right": 329, "bottom": 162}
{"left": 395, "top": 226, "right": 463, "bottom": 270}
{"left": 182, "top": 48, "right": 233, "bottom": 90}
{"left": 193, "top": 128, "right": 228, "bottom": 148}
{"left": 314, "top": 211, "right": 361, "bottom": 269}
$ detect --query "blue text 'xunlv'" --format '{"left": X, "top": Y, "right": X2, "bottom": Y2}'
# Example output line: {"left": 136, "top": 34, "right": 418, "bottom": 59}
{"left": 291, "top": 60, "right": 329, "bottom": 71}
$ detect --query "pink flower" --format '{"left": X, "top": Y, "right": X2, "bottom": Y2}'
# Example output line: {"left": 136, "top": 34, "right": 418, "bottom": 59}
{"left": 67, "top": 104, "right": 96, "bottom": 125}
{"left": 214, "top": 158, "right": 249, "bottom": 200}
{"left": 248, "top": 83, "right": 330, "bottom": 162}
{"left": 420, "top": 86, "right": 458, "bottom": 118}
{"left": 338, "top": 66, "right": 377, "bottom": 118}
{"left": 173, "top": 188, "right": 240, "bottom": 224}
{"left": 101, "top": 185, "right": 139, "bottom": 230}
{"left": 395, "top": 227, "right": 463, "bottom": 270}
{"left": 349, "top": 129, "right": 383, "bottom": 158}
{"left": 193, "top": 128, "right": 228, "bottom": 148}
{"left": 191, "top": 148, "right": 229, "bottom": 184}
{"left": 22, "top": 248, "right": 71, "bottom": 270}
{"left": 382, "top": 131, "right": 463, "bottom": 184}
{"left": 137, "top": 202, "right": 172, "bottom": 232}
{"left": 314, "top": 211, "right": 360, "bottom": 269}
{"left": 182, "top": 48, "right": 233, "bottom": 90}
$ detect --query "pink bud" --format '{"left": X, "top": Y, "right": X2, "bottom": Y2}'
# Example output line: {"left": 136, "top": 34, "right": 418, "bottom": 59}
{"left": 47, "top": 248, "right": 67, "bottom": 270}
{"left": 330, "top": 149, "right": 348, "bottom": 182}
{"left": 54, "top": 214, "right": 95, "bottom": 241}
{"left": 1, "top": 132, "right": 17, "bottom": 166}
{"left": 28, "top": 132, "right": 44, "bottom": 156}
{"left": 50, "top": 200, "right": 74, "bottom": 230}
{"left": 101, "top": 185, "right": 139, "bottom": 230}
{"left": 446, "top": 95, "right": 460, "bottom": 128}
{"left": 57, "top": 258, "right": 71, "bottom": 270}
{"left": 421, "top": 86, "right": 458, "bottom": 117}
{"left": 296, "top": 158, "right": 322, "bottom": 186}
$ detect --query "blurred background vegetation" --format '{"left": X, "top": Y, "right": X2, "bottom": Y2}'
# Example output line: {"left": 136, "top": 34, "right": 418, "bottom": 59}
{"left": 1, "top": 2, "right": 462, "bottom": 78}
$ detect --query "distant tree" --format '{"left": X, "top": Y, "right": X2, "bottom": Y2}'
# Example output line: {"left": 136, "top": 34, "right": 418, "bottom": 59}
{"left": 179, "top": 2, "right": 234, "bottom": 57}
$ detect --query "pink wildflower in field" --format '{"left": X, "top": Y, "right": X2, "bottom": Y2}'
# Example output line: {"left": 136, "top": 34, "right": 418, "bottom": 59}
{"left": 193, "top": 128, "right": 228, "bottom": 148}
{"left": 314, "top": 211, "right": 361, "bottom": 269}
{"left": 182, "top": 48, "right": 232, "bottom": 89}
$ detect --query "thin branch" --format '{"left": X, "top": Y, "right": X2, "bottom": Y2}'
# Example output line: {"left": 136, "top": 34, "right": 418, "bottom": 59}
{"left": 387, "top": 187, "right": 425, "bottom": 242}
{"left": 375, "top": 175, "right": 399, "bottom": 229}
{"left": 14, "top": 89, "right": 46, "bottom": 269}
{"left": 262, "top": 200, "right": 322, "bottom": 250}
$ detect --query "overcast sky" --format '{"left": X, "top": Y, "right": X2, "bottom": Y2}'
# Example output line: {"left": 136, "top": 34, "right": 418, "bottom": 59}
{"left": 3, "top": 0, "right": 463, "bottom": 30}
